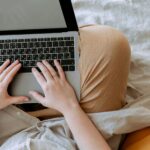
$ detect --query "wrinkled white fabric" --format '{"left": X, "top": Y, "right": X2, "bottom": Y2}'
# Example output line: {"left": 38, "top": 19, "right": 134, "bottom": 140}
{"left": 0, "top": 0, "right": 150, "bottom": 150}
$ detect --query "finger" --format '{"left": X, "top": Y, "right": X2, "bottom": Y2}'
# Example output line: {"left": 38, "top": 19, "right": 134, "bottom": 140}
{"left": 37, "top": 62, "right": 52, "bottom": 81}
{"left": 42, "top": 60, "right": 58, "bottom": 79}
{"left": 0, "top": 59, "right": 10, "bottom": 74}
{"left": 29, "top": 91, "right": 45, "bottom": 104}
{"left": 32, "top": 67, "right": 46, "bottom": 88}
{"left": 54, "top": 60, "right": 66, "bottom": 80}
{"left": 0, "top": 60, "right": 19, "bottom": 81}
{"left": 2, "top": 63, "right": 21, "bottom": 87}
{"left": 9, "top": 96, "right": 29, "bottom": 104}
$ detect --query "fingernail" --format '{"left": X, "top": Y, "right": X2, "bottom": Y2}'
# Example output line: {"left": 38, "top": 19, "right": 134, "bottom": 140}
{"left": 32, "top": 68, "right": 36, "bottom": 71}
{"left": 37, "top": 62, "right": 40, "bottom": 65}
{"left": 13, "top": 60, "right": 18, "bottom": 64}
{"left": 24, "top": 98, "right": 29, "bottom": 101}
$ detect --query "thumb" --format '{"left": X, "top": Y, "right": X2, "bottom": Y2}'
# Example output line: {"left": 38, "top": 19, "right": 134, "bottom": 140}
{"left": 29, "top": 91, "right": 44, "bottom": 104}
{"left": 9, "top": 96, "right": 29, "bottom": 104}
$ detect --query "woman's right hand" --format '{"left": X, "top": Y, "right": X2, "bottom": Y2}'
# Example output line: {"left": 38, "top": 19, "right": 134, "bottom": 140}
{"left": 29, "top": 60, "right": 79, "bottom": 115}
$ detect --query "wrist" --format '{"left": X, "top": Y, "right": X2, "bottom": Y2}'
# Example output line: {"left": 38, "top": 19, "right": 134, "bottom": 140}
{"left": 63, "top": 101, "right": 82, "bottom": 118}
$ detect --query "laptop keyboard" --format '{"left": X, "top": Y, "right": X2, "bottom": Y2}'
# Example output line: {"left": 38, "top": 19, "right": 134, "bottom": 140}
{"left": 0, "top": 37, "right": 75, "bottom": 72}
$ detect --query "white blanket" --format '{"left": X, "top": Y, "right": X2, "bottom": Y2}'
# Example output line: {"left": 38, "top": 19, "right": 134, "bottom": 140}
{"left": 1, "top": 0, "right": 150, "bottom": 150}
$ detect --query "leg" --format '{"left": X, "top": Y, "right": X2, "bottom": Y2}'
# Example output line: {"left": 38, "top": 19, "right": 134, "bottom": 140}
{"left": 28, "top": 24, "right": 131, "bottom": 118}
{"left": 79, "top": 25, "right": 131, "bottom": 112}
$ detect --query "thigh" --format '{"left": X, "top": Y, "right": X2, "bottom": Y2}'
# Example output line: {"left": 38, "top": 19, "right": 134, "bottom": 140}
{"left": 79, "top": 25, "right": 131, "bottom": 113}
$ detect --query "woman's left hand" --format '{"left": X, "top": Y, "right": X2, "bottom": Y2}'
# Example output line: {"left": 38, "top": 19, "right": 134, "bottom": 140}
{"left": 0, "top": 60, "right": 29, "bottom": 110}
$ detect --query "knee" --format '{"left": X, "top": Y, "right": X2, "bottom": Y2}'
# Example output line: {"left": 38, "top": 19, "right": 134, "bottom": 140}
{"left": 96, "top": 25, "right": 131, "bottom": 62}
{"left": 80, "top": 25, "right": 131, "bottom": 61}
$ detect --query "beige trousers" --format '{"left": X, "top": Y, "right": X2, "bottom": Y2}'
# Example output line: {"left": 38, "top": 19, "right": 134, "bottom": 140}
{"left": 0, "top": 25, "right": 131, "bottom": 144}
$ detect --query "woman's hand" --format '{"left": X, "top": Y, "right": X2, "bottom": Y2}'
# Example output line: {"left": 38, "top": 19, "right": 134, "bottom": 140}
{"left": 30, "top": 60, "right": 79, "bottom": 115}
{"left": 0, "top": 60, "right": 29, "bottom": 110}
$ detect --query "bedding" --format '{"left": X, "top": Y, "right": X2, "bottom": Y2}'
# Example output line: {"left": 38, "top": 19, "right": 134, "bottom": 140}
{"left": 1, "top": 0, "right": 150, "bottom": 150}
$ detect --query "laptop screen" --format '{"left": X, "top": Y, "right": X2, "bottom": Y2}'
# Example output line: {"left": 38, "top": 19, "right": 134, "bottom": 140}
{"left": 0, "top": 0, "right": 67, "bottom": 31}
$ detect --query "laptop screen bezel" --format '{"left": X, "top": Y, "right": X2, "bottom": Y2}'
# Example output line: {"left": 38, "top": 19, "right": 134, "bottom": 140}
{"left": 0, "top": 0, "right": 78, "bottom": 35}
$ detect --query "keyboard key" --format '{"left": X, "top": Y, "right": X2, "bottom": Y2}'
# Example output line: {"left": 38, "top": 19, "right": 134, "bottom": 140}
{"left": 68, "top": 59, "right": 75, "bottom": 65}
{"left": 66, "top": 41, "right": 74, "bottom": 46}
{"left": 4, "top": 44, "right": 9, "bottom": 49}
{"left": 62, "top": 47, "right": 68, "bottom": 53}
{"left": 7, "top": 49, "right": 12, "bottom": 55}
{"left": 64, "top": 37, "right": 70, "bottom": 40}
{"left": 64, "top": 53, "right": 70, "bottom": 59}
{"left": 33, "top": 55, "right": 38, "bottom": 60}
{"left": 20, "top": 49, "right": 25, "bottom": 54}
{"left": 61, "top": 60, "right": 67, "bottom": 65}
{"left": 46, "top": 54, "right": 51, "bottom": 59}
{"left": 2, "top": 50, "right": 6, "bottom": 55}
{"left": 13, "top": 49, "right": 18, "bottom": 55}
{"left": 59, "top": 41, "right": 65, "bottom": 46}
{"left": 48, "top": 60, "right": 54, "bottom": 66}
{"left": 31, "top": 39, "right": 37, "bottom": 42}
{"left": 23, "top": 61, "right": 30, "bottom": 67}
{"left": 52, "top": 54, "right": 57, "bottom": 59}
{"left": 3, "top": 56, "right": 7, "bottom": 61}
{"left": 38, "top": 48, "right": 43, "bottom": 54}
{"left": 29, "top": 43, "right": 34, "bottom": 48}
{"left": 30, "top": 61, "right": 36, "bottom": 66}
{"left": 15, "top": 55, "right": 20, "bottom": 60}
{"left": 9, "top": 55, "right": 15, "bottom": 62}
{"left": 51, "top": 48, "right": 55, "bottom": 53}
{"left": 58, "top": 53, "right": 63, "bottom": 59}
{"left": 69, "top": 47, "right": 74, "bottom": 52}
{"left": 47, "top": 42, "right": 52, "bottom": 47}
{"left": 21, "top": 55, "right": 27, "bottom": 61}
{"left": 27, "top": 55, "right": 32, "bottom": 60}
{"left": 0, "top": 44, "right": 3, "bottom": 49}
{"left": 51, "top": 38, "right": 57, "bottom": 41}
{"left": 69, "top": 66, "right": 75, "bottom": 71}
{"left": 71, "top": 37, "right": 74, "bottom": 40}
{"left": 53, "top": 41, "right": 58, "bottom": 47}
{"left": 22, "top": 43, "right": 28, "bottom": 48}
{"left": 35, "top": 42, "right": 40, "bottom": 48}
{"left": 10, "top": 43, "right": 15, "bottom": 49}
{"left": 0, "top": 40, "right": 4, "bottom": 43}
{"left": 39, "top": 54, "right": 46, "bottom": 60}
{"left": 70, "top": 52, "right": 74, "bottom": 58}
{"left": 16, "top": 43, "right": 21, "bottom": 48}
{"left": 41, "top": 42, "right": 46, "bottom": 47}
{"left": 62, "top": 66, "right": 68, "bottom": 71}
{"left": 18, "top": 39, "right": 24, "bottom": 42}
{"left": 31, "top": 49, "right": 37, "bottom": 54}
{"left": 0, "top": 61, "right": 3, "bottom": 66}
{"left": 44, "top": 48, "right": 49, "bottom": 53}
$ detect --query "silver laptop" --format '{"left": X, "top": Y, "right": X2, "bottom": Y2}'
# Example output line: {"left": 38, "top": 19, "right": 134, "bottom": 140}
{"left": 0, "top": 0, "right": 80, "bottom": 104}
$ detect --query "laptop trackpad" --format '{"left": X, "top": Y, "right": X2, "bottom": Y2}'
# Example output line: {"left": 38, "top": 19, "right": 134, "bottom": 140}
{"left": 9, "top": 73, "right": 43, "bottom": 103}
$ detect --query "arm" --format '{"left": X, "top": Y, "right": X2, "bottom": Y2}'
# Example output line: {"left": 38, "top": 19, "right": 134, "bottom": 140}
{"left": 64, "top": 104, "right": 111, "bottom": 150}
{"left": 30, "top": 60, "right": 111, "bottom": 150}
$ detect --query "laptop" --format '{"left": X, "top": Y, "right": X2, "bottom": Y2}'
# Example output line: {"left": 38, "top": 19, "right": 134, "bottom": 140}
{"left": 0, "top": 0, "right": 80, "bottom": 107}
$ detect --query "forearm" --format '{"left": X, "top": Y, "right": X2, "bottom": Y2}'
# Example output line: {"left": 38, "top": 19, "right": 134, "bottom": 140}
{"left": 64, "top": 104, "right": 111, "bottom": 150}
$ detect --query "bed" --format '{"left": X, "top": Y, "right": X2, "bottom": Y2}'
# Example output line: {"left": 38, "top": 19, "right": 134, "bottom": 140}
{"left": 1, "top": 1, "right": 150, "bottom": 150}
